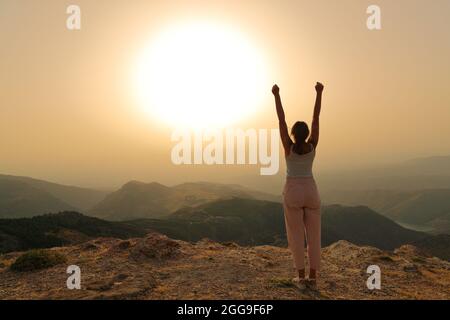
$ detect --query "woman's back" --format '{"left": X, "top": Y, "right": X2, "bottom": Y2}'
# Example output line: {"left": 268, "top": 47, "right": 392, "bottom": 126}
{"left": 285, "top": 143, "right": 315, "bottom": 177}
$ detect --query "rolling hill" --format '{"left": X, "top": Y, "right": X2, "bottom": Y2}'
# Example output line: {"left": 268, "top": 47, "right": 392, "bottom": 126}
{"left": 89, "top": 181, "right": 281, "bottom": 220}
{"left": 320, "top": 188, "right": 450, "bottom": 234}
{"left": 321, "top": 205, "right": 426, "bottom": 250}
{"left": 0, "top": 211, "right": 145, "bottom": 253}
{"left": 0, "top": 179, "right": 75, "bottom": 219}
{"left": 129, "top": 198, "right": 432, "bottom": 252}
{"left": 0, "top": 174, "right": 108, "bottom": 210}
{"left": 385, "top": 189, "right": 450, "bottom": 224}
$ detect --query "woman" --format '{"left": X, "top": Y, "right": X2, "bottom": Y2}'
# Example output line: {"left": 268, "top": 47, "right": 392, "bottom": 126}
{"left": 272, "top": 82, "right": 324, "bottom": 289}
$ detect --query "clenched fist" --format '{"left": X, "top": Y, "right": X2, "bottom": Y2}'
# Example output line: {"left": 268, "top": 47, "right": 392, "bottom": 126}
{"left": 272, "top": 84, "right": 280, "bottom": 96}
{"left": 315, "top": 82, "right": 324, "bottom": 93}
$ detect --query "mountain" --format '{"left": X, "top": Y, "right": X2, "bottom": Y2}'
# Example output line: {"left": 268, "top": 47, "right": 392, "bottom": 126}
{"left": 2, "top": 201, "right": 448, "bottom": 260}
{"left": 321, "top": 205, "right": 425, "bottom": 250}
{"left": 411, "top": 234, "right": 450, "bottom": 261}
{"left": 0, "top": 174, "right": 108, "bottom": 210}
{"left": 426, "top": 212, "right": 450, "bottom": 234}
{"left": 90, "top": 181, "right": 281, "bottom": 220}
{"left": 385, "top": 189, "right": 450, "bottom": 224}
{"left": 90, "top": 181, "right": 173, "bottom": 220}
{"left": 320, "top": 189, "right": 450, "bottom": 234}
{"left": 0, "top": 211, "right": 145, "bottom": 253}
{"left": 129, "top": 198, "right": 434, "bottom": 253}
{"left": 1, "top": 235, "right": 448, "bottom": 299}
{"left": 0, "top": 180, "right": 75, "bottom": 219}
{"left": 149, "top": 198, "right": 286, "bottom": 246}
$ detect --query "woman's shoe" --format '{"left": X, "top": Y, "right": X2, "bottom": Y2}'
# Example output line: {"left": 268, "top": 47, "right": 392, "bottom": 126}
{"left": 292, "top": 277, "right": 307, "bottom": 290}
{"left": 305, "top": 278, "right": 317, "bottom": 290}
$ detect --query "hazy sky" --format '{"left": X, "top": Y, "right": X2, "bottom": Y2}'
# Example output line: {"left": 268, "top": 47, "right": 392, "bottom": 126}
{"left": 1, "top": 0, "right": 449, "bottom": 189}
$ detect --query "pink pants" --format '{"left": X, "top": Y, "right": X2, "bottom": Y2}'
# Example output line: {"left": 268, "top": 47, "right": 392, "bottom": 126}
{"left": 282, "top": 176, "right": 321, "bottom": 271}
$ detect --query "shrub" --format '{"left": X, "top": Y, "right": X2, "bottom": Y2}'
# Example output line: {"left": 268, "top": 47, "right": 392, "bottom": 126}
{"left": 10, "top": 249, "right": 66, "bottom": 272}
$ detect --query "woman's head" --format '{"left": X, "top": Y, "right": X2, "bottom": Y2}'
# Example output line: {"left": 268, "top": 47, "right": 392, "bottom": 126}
{"left": 291, "top": 121, "right": 310, "bottom": 143}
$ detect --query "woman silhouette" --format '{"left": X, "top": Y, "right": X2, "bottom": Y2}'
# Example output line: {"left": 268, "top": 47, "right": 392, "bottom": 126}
{"left": 272, "top": 82, "right": 324, "bottom": 289}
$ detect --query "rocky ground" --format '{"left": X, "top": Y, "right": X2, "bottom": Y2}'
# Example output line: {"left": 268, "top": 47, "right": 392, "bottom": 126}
{"left": 0, "top": 233, "right": 449, "bottom": 300}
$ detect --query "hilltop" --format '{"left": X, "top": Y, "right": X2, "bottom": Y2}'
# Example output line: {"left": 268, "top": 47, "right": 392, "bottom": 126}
{"left": 0, "top": 234, "right": 448, "bottom": 300}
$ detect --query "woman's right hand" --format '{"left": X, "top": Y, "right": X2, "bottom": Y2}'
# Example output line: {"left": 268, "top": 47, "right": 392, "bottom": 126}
{"left": 315, "top": 82, "right": 324, "bottom": 93}
{"left": 272, "top": 84, "right": 280, "bottom": 96}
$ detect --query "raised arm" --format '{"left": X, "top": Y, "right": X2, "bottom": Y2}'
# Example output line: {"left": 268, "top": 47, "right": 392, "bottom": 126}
{"left": 272, "top": 84, "right": 292, "bottom": 155}
{"left": 308, "top": 82, "right": 324, "bottom": 148}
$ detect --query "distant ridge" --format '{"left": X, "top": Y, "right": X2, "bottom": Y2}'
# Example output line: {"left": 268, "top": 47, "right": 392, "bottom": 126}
{"left": 0, "top": 179, "right": 75, "bottom": 219}
{"left": 90, "top": 181, "right": 281, "bottom": 220}
{"left": 0, "top": 174, "right": 107, "bottom": 210}
{"left": 320, "top": 188, "right": 450, "bottom": 234}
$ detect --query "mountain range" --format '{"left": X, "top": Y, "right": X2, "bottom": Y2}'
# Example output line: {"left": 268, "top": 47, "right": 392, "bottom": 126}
{"left": 1, "top": 155, "right": 449, "bottom": 262}
{"left": 1, "top": 199, "right": 448, "bottom": 261}
{"left": 320, "top": 188, "right": 450, "bottom": 234}
{"left": 0, "top": 174, "right": 282, "bottom": 220}
{"left": 90, "top": 181, "right": 280, "bottom": 220}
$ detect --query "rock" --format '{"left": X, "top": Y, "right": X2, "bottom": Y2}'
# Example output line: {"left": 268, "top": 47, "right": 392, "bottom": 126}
{"left": 93, "top": 286, "right": 152, "bottom": 300}
{"left": 395, "top": 245, "right": 431, "bottom": 258}
{"left": 81, "top": 242, "right": 99, "bottom": 251}
{"left": 112, "top": 273, "right": 129, "bottom": 282}
{"left": 374, "top": 255, "right": 395, "bottom": 263}
{"left": 222, "top": 242, "right": 239, "bottom": 248}
{"left": 130, "top": 233, "right": 181, "bottom": 260}
{"left": 87, "top": 281, "right": 113, "bottom": 291}
{"left": 403, "top": 264, "right": 419, "bottom": 273}
{"left": 325, "top": 280, "right": 337, "bottom": 290}
{"left": 116, "top": 240, "right": 132, "bottom": 250}
{"left": 196, "top": 238, "right": 223, "bottom": 250}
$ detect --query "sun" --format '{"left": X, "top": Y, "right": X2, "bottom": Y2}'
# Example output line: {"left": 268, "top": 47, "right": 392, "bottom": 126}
{"left": 133, "top": 21, "right": 269, "bottom": 129}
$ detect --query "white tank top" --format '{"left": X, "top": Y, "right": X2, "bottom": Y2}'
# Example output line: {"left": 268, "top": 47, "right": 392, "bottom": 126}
{"left": 285, "top": 144, "right": 315, "bottom": 177}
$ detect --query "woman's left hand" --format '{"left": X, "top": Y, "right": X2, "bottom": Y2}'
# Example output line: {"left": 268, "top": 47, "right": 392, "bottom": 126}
{"left": 272, "top": 84, "right": 280, "bottom": 96}
{"left": 315, "top": 82, "right": 324, "bottom": 93}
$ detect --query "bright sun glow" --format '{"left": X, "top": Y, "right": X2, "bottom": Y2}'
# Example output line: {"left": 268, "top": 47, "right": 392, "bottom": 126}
{"left": 133, "top": 21, "right": 269, "bottom": 128}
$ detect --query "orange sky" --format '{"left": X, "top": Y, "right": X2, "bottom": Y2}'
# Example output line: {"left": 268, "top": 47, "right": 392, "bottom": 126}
{"left": 1, "top": 0, "right": 449, "bottom": 189}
